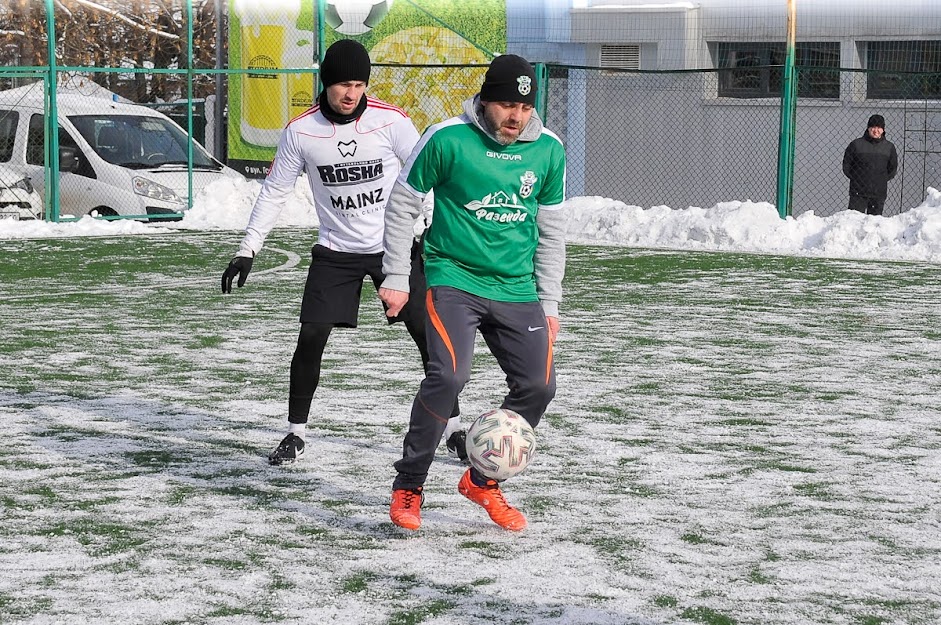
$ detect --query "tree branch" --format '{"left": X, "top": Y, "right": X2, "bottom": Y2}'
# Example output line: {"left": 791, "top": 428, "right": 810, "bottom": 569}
{"left": 69, "top": 0, "right": 180, "bottom": 41}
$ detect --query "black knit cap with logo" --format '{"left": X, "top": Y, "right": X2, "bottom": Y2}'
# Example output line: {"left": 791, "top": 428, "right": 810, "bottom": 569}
{"left": 480, "top": 54, "right": 537, "bottom": 106}
{"left": 320, "top": 39, "right": 371, "bottom": 88}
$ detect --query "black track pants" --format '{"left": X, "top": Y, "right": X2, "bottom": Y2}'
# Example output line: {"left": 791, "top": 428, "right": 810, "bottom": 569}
{"left": 393, "top": 287, "right": 556, "bottom": 490}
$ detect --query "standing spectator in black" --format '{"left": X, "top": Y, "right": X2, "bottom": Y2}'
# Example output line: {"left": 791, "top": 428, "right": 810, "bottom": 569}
{"left": 842, "top": 114, "right": 898, "bottom": 216}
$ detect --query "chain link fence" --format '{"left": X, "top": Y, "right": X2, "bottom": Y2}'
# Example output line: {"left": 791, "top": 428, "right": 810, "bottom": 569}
{"left": 0, "top": 74, "right": 237, "bottom": 221}
{"left": 371, "top": 64, "right": 488, "bottom": 135}
{"left": 545, "top": 65, "right": 941, "bottom": 218}
{"left": 2, "top": 2, "right": 939, "bottom": 221}
{"left": 546, "top": 66, "right": 781, "bottom": 214}
{"left": 4, "top": 61, "right": 939, "bottom": 221}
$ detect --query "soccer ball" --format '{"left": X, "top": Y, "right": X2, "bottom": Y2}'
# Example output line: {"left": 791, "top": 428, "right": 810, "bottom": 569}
{"left": 465, "top": 408, "right": 537, "bottom": 481}
{"left": 325, "top": 0, "right": 392, "bottom": 36}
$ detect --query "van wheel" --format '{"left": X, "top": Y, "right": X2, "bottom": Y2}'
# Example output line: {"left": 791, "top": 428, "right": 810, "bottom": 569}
{"left": 89, "top": 206, "right": 118, "bottom": 218}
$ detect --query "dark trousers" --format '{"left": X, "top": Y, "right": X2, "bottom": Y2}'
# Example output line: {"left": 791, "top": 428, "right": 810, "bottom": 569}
{"left": 392, "top": 287, "right": 556, "bottom": 490}
{"left": 848, "top": 194, "right": 885, "bottom": 216}
{"left": 288, "top": 241, "right": 458, "bottom": 424}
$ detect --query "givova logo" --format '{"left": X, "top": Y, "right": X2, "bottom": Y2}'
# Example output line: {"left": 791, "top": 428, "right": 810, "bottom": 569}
{"left": 464, "top": 191, "right": 530, "bottom": 223}
{"left": 486, "top": 150, "right": 522, "bottom": 161}
{"left": 317, "top": 159, "right": 383, "bottom": 187}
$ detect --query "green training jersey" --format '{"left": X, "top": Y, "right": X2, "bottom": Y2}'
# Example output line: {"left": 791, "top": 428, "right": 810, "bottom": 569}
{"left": 402, "top": 116, "right": 566, "bottom": 302}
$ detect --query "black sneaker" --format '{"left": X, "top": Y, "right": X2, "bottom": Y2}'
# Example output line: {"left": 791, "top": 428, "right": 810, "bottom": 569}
{"left": 446, "top": 430, "right": 469, "bottom": 464}
{"left": 268, "top": 433, "right": 305, "bottom": 465}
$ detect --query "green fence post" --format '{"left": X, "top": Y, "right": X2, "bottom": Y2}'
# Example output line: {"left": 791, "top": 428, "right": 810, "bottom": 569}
{"left": 775, "top": 0, "right": 797, "bottom": 219}
{"left": 186, "top": 0, "right": 195, "bottom": 210}
{"left": 316, "top": 0, "right": 325, "bottom": 93}
{"left": 534, "top": 62, "right": 548, "bottom": 123}
{"left": 44, "top": 0, "right": 59, "bottom": 222}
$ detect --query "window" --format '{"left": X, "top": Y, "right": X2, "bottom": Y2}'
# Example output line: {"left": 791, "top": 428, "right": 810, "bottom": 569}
{"left": 0, "top": 110, "right": 18, "bottom": 162}
{"left": 867, "top": 41, "right": 941, "bottom": 99}
{"left": 68, "top": 114, "right": 220, "bottom": 169}
{"left": 601, "top": 44, "right": 640, "bottom": 70}
{"left": 716, "top": 42, "right": 840, "bottom": 99}
{"left": 27, "top": 114, "right": 94, "bottom": 178}
{"left": 26, "top": 114, "right": 45, "bottom": 165}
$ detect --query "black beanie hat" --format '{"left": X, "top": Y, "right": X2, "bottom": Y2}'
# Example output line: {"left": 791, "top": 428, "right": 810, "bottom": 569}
{"left": 867, "top": 114, "right": 885, "bottom": 129}
{"left": 320, "top": 39, "right": 371, "bottom": 88}
{"left": 480, "top": 54, "right": 537, "bottom": 106}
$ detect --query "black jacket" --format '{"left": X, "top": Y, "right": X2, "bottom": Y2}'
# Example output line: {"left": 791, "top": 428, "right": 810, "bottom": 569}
{"left": 842, "top": 132, "right": 898, "bottom": 200}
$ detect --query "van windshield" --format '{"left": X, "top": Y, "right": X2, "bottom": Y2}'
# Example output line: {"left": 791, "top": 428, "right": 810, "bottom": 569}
{"left": 69, "top": 114, "right": 222, "bottom": 170}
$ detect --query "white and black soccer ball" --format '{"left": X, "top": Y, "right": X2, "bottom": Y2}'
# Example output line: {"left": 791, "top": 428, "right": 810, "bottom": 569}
{"left": 465, "top": 408, "right": 537, "bottom": 481}
{"left": 325, "top": 0, "right": 393, "bottom": 36}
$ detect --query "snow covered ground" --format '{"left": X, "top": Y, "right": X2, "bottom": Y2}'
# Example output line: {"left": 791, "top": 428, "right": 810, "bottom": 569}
{"left": 1, "top": 182, "right": 940, "bottom": 625}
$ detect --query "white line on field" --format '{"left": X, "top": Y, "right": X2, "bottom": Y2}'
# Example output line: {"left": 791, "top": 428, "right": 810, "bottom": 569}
{"left": 4, "top": 247, "right": 302, "bottom": 302}
{"left": 250, "top": 247, "right": 302, "bottom": 276}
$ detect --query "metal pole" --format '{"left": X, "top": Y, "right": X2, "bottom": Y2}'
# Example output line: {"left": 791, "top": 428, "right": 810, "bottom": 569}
{"left": 775, "top": 0, "right": 797, "bottom": 218}
{"left": 214, "top": 0, "right": 225, "bottom": 160}
{"left": 316, "top": 0, "right": 325, "bottom": 93}
{"left": 44, "top": 0, "right": 59, "bottom": 222}
{"left": 534, "top": 62, "right": 548, "bottom": 122}
{"left": 186, "top": 0, "right": 195, "bottom": 209}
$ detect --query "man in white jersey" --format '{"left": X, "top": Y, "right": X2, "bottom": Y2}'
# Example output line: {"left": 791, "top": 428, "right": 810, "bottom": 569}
{"left": 379, "top": 54, "right": 567, "bottom": 531}
{"left": 221, "top": 39, "right": 461, "bottom": 465}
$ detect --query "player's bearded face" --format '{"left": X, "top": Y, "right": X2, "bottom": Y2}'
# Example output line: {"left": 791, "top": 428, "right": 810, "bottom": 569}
{"left": 483, "top": 101, "right": 534, "bottom": 146}
{"left": 326, "top": 81, "right": 367, "bottom": 116}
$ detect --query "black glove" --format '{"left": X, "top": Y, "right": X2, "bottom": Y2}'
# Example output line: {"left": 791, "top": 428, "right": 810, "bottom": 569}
{"left": 221, "top": 256, "right": 254, "bottom": 294}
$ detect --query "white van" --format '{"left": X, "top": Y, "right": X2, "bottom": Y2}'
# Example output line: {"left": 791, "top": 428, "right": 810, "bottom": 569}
{"left": 0, "top": 85, "right": 243, "bottom": 219}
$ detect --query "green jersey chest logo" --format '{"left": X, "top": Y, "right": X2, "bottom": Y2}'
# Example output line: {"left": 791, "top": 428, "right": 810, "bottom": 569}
{"left": 464, "top": 191, "right": 530, "bottom": 223}
{"left": 519, "top": 171, "right": 537, "bottom": 198}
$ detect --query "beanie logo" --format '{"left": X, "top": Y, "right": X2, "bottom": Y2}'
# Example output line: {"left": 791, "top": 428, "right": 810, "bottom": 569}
{"left": 517, "top": 75, "right": 532, "bottom": 96}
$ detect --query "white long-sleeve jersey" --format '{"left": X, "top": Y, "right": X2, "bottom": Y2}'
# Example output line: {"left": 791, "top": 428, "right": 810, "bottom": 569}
{"left": 237, "top": 96, "right": 421, "bottom": 257}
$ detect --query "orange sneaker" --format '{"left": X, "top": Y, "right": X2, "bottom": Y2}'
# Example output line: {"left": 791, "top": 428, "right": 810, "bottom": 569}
{"left": 390, "top": 488, "right": 423, "bottom": 530}
{"left": 457, "top": 469, "right": 527, "bottom": 531}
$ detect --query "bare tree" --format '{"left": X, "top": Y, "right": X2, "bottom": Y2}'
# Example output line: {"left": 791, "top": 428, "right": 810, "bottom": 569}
{"left": 0, "top": 0, "right": 225, "bottom": 101}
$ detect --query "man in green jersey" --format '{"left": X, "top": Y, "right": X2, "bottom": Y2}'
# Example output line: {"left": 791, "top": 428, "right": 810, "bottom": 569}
{"left": 378, "top": 54, "right": 567, "bottom": 531}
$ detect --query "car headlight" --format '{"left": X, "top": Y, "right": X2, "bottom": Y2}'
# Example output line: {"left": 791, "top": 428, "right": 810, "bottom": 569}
{"left": 3, "top": 177, "right": 34, "bottom": 194}
{"left": 132, "top": 176, "right": 184, "bottom": 205}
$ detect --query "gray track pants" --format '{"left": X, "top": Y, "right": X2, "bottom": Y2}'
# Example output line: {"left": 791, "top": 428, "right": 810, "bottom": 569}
{"left": 393, "top": 286, "right": 557, "bottom": 490}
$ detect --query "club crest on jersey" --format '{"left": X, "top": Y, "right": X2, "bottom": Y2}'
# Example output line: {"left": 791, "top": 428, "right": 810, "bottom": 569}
{"left": 517, "top": 75, "right": 532, "bottom": 96}
{"left": 337, "top": 140, "right": 356, "bottom": 157}
{"left": 519, "top": 171, "right": 537, "bottom": 198}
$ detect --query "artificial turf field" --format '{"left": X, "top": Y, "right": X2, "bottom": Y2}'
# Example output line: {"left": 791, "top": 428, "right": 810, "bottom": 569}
{"left": 1, "top": 229, "right": 939, "bottom": 625}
